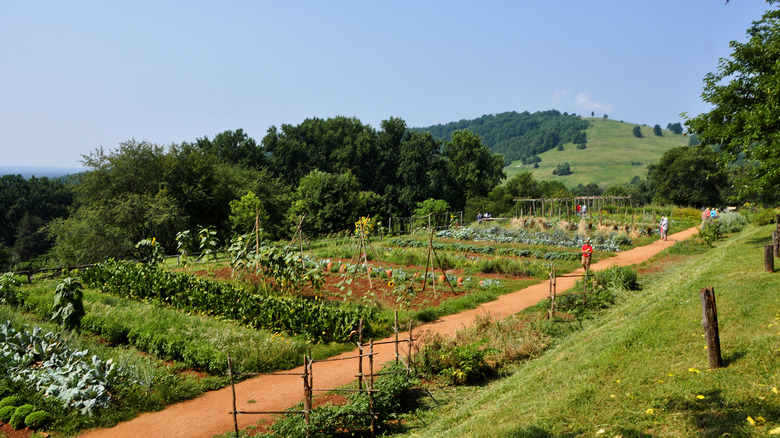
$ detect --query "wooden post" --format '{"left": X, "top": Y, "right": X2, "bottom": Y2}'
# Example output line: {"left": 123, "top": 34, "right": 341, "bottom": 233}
{"left": 358, "top": 319, "right": 364, "bottom": 390}
{"left": 699, "top": 287, "right": 723, "bottom": 369}
{"left": 369, "top": 340, "right": 376, "bottom": 438}
{"left": 773, "top": 230, "right": 780, "bottom": 258}
{"left": 394, "top": 311, "right": 399, "bottom": 364}
{"left": 228, "top": 353, "right": 239, "bottom": 438}
{"left": 765, "top": 245, "right": 775, "bottom": 273}
{"left": 548, "top": 269, "right": 556, "bottom": 319}
{"left": 303, "top": 354, "right": 311, "bottom": 434}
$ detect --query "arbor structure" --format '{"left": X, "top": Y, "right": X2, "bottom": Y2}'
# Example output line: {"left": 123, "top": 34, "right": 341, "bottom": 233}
{"left": 685, "top": 5, "right": 780, "bottom": 203}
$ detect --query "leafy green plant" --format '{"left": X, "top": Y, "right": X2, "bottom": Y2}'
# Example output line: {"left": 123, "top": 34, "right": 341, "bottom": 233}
{"left": 0, "top": 321, "right": 120, "bottom": 415}
{"left": 415, "top": 335, "right": 496, "bottom": 384}
{"left": 198, "top": 226, "right": 219, "bottom": 260}
{"left": 0, "top": 273, "right": 24, "bottom": 307}
{"left": 0, "top": 395, "right": 21, "bottom": 409}
{"left": 82, "top": 261, "right": 372, "bottom": 343}
{"left": 0, "top": 405, "right": 16, "bottom": 422}
{"left": 699, "top": 220, "right": 721, "bottom": 244}
{"left": 10, "top": 404, "right": 36, "bottom": 429}
{"left": 24, "top": 410, "right": 52, "bottom": 429}
{"left": 50, "top": 277, "right": 85, "bottom": 332}
{"left": 135, "top": 237, "right": 165, "bottom": 265}
{"left": 175, "top": 230, "right": 198, "bottom": 266}
{"left": 270, "top": 363, "right": 417, "bottom": 437}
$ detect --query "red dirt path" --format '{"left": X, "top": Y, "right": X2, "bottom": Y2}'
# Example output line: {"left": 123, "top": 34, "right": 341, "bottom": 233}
{"left": 78, "top": 227, "right": 700, "bottom": 438}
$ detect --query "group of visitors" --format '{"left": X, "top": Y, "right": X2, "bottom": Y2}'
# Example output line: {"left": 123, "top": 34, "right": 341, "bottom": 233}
{"left": 476, "top": 212, "right": 491, "bottom": 224}
{"left": 575, "top": 204, "right": 588, "bottom": 215}
{"left": 701, "top": 207, "right": 719, "bottom": 222}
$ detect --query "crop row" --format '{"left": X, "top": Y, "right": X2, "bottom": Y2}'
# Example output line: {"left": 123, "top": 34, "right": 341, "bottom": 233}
{"left": 81, "top": 261, "right": 376, "bottom": 343}
{"left": 436, "top": 226, "right": 630, "bottom": 251}
{"left": 387, "top": 238, "right": 580, "bottom": 261}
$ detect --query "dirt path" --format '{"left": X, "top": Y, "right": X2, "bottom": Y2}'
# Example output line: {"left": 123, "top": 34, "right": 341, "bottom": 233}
{"left": 79, "top": 226, "right": 700, "bottom": 438}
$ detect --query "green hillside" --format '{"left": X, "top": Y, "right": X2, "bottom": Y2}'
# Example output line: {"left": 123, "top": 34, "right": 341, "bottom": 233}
{"left": 505, "top": 117, "right": 689, "bottom": 188}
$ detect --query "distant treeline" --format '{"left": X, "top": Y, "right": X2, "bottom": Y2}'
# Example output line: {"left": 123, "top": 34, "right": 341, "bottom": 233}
{"left": 415, "top": 110, "right": 589, "bottom": 165}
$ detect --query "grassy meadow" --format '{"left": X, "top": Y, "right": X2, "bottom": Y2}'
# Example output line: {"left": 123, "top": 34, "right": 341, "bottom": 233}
{"left": 399, "top": 223, "right": 780, "bottom": 437}
{"left": 505, "top": 117, "right": 689, "bottom": 187}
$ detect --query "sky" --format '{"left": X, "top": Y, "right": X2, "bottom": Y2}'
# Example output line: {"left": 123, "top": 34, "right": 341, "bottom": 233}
{"left": 0, "top": 1, "right": 773, "bottom": 168}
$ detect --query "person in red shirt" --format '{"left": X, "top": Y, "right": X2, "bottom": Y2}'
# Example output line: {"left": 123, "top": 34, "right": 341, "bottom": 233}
{"left": 581, "top": 238, "right": 593, "bottom": 271}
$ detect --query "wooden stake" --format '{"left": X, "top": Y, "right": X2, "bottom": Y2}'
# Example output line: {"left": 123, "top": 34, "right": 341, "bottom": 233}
{"left": 765, "top": 245, "right": 775, "bottom": 273}
{"left": 699, "top": 287, "right": 723, "bottom": 369}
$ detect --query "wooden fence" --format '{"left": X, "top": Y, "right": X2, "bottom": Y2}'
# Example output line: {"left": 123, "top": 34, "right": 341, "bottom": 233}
{"left": 227, "top": 314, "right": 415, "bottom": 438}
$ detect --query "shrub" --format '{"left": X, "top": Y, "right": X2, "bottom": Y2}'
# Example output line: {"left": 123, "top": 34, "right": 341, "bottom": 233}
{"left": 672, "top": 206, "right": 702, "bottom": 222}
{"left": 750, "top": 208, "right": 778, "bottom": 226}
{"left": 10, "top": 404, "right": 36, "bottom": 429}
{"left": 699, "top": 220, "right": 722, "bottom": 244}
{"left": 0, "top": 395, "right": 21, "bottom": 409}
{"left": 0, "top": 273, "right": 25, "bottom": 307}
{"left": 415, "top": 335, "right": 496, "bottom": 384}
{"left": 25, "top": 410, "right": 52, "bottom": 429}
{"left": 0, "top": 405, "right": 16, "bottom": 423}
{"left": 717, "top": 212, "right": 747, "bottom": 234}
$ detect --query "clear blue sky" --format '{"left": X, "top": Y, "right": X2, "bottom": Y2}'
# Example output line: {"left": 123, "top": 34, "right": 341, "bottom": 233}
{"left": 0, "top": 1, "right": 772, "bottom": 168}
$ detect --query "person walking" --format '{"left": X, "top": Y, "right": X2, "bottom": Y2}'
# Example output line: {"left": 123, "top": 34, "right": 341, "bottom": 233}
{"left": 581, "top": 238, "right": 593, "bottom": 271}
{"left": 659, "top": 216, "right": 669, "bottom": 241}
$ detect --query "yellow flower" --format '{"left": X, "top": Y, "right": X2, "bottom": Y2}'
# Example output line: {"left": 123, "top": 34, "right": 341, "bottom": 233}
{"left": 747, "top": 416, "right": 756, "bottom": 426}
{"left": 772, "top": 387, "right": 779, "bottom": 394}
{"left": 769, "top": 426, "right": 780, "bottom": 435}
{"left": 688, "top": 368, "right": 700, "bottom": 373}
{"left": 696, "top": 395, "right": 705, "bottom": 400}
{"left": 645, "top": 408, "right": 654, "bottom": 415}
{"left": 388, "top": 280, "right": 395, "bottom": 288}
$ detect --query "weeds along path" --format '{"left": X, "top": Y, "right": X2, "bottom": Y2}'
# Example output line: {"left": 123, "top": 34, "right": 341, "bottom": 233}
{"left": 79, "top": 226, "right": 700, "bottom": 438}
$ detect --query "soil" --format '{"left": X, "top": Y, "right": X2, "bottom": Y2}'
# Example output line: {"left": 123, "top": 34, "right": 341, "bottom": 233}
{"left": 77, "top": 226, "right": 700, "bottom": 438}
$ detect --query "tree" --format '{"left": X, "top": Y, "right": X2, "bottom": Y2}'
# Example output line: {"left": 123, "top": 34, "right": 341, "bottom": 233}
{"left": 666, "top": 122, "right": 683, "bottom": 135}
{"left": 653, "top": 124, "right": 663, "bottom": 136}
{"left": 441, "top": 130, "right": 506, "bottom": 210}
{"left": 195, "top": 129, "right": 266, "bottom": 169}
{"left": 552, "top": 162, "right": 572, "bottom": 176}
{"left": 648, "top": 146, "right": 726, "bottom": 207}
{"left": 393, "top": 131, "right": 442, "bottom": 215}
{"left": 290, "top": 170, "right": 363, "bottom": 237}
{"left": 685, "top": 6, "right": 780, "bottom": 203}
{"left": 632, "top": 126, "right": 643, "bottom": 138}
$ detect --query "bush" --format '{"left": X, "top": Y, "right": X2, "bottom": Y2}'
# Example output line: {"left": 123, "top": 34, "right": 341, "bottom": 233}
{"left": 0, "top": 395, "right": 21, "bottom": 409}
{"left": 25, "top": 410, "right": 52, "bottom": 429}
{"left": 750, "top": 208, "right": 778, "bottom": 226}
{"left": 10, "top": 404, "right": 36, "bottom": 429}
{"left": 415, "top": 336, "right": 496, "bottom": 384}
{"left": 717, "top": 212, "right": 747, "bottom": 234}
{"left": 0, "top": 405, "right": 16, "bottom": 423}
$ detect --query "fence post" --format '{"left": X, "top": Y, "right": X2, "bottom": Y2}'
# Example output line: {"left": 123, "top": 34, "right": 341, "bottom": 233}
{"left": 394, "top": 311, "right": 399, "bottom": 364}
{"left": 369, "top": 339, "right": 376, "bottom": 438}
{"left": 303, "top": 354, "right": 311, "bottom": 436}
{"left": 773, "top": 230, "right": 779, "bottom": 258}
{"left": 548, "top": 269, "right": 556, "bottom": 319}
{"left": 765, "top": 245, "right": 775, "bottom": 273}
{"left": 699, "top": 287, "right": 723, "bottom": 369}
{"left": 358, "top": 319, "right": 364, "bottom": 390}
{"left": 228, "top": 353, "right": 239, "bottom": 438}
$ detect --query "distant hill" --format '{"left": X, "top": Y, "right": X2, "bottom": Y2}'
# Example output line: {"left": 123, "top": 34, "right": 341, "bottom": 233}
{"left": 414, "top": 110, "right": 589, "bottom": 165}
{"left": 0, "top": 166, "right": 85, "bottom": 180}
{"left": 505, "top": 118, "right": 688, "bottom": 188}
